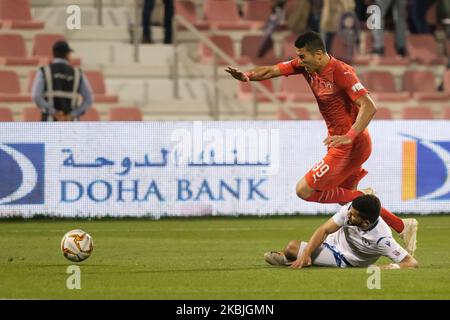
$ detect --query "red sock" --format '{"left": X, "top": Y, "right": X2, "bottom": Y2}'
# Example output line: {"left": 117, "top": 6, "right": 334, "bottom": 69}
{"left": 380, "top": 207, "right": 404, "bottom": 233}
{"left": 306, "top": 188, "right": 363, "bottom": 204}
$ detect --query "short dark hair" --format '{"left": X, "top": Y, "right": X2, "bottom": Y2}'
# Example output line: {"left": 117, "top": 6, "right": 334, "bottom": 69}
{"left": 351, "top": 194, "right": 381, "bottom": 224}
{"left": 294, "top": 31, "right": 326, "bottom": 54}
{"left": 53, "top": 40, "right": 72, "bottom": 58}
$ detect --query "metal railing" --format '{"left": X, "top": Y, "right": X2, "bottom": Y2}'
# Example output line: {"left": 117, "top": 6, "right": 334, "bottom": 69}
{"left": 173, "top": 14, "right": 295, "bottom": 120}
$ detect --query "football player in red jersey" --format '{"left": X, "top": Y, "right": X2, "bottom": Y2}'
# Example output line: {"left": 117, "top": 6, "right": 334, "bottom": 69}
{"left": 225, "top": 31, "right": 417, "bottom": 255}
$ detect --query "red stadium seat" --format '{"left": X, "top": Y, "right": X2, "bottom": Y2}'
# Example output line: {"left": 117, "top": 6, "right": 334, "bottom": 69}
{"left": 402, "top": 106, "right": 434, "bottom": 119}
{"left": 365, "top": 33, "right": 410, "bottom": 65}
{"left": 402, "top": 71, "right": 449, "bottom": 101}
{"left": 407, "top": 34, "right": 447, "bottom": 65}
{"left": 0, "top": 107, "right": 14, "bottom": 121}
{"left": 443, "top": 70, "right": 450, "bottom": 94}
{"left": 109, "top": 107, "right": 142, "bottom": 121}
{"left": 277, "top": 106, "right": 310, "bottom": 120}
{"left": 242, "top": 0, "right": 272, "bottom": 29}
{"left": 83, "top": 70, "right": 119, "bottom": 103}
{"left": 0, "top": 34, "right": 39, "bottom": 65}
{"left": 241, "top": 35, "right": 279, "bottom": 65}
{"left": 373, "top": 107, "right": 393, "bottom": 120}
{"left": 80, "top": 107, "right": 100, "bottom": 121}
{"left": 330, "top": 36, "right": 370, "bottom": 65}
{"left": 200, "top": 35, "right": 250, "bottom": 65}
{"left": 204, "top": 0, "right": 252, "bottom": 30}
{"left": 32, "top": 34, "right": 81, "bottom": 65}
{"left": 362, "top": 71, "right": 410, "bottom": 101}
{"left": 278, "top": 75, "right": 316, "bottom": 102}
{"left": 0, "top": 0, "right": 44, "bottom": 29}
{"left": 0, "top": 70, "right": 32, "bottom": 102}
{"left": 443, "top": 107, "right": 450, "bottom": 120}
{"left": 22, "top": 107, "right": 41, "bottom": 121}
{"left": 174, "top": 0, "right": 210, "bottom": 30}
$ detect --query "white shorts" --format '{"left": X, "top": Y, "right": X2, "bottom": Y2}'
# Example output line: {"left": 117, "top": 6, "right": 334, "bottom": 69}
{"left": 297, "top": 241, "right": 353, "bottom": 268}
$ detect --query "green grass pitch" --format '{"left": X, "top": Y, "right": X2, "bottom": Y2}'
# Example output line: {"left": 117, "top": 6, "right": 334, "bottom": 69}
{"left": 1, "top": 215, "right": 450, "bottom": 300}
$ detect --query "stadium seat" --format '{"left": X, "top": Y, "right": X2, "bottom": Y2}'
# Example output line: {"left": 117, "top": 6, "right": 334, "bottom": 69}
{"left": 174, "top": 0, "right": 210, "bottom": 30}
{"left": 365, "top": 33, "right": 410, "bottom": 65}
{"left": 240, "top": 35, "right": 279, "bottom": 65}
{"left": 402, "top": 71, "right": 450, "bottom": 101}
{"left": 237, "top": 79, "right": 276, "bottom": 103}
{"left": 22, "top": 107, "right": 41, "bottom": 121}
{"left": 109, "top": 107, "right": 142, "bottom": 121}
{"left": 443, "top": 70, "right": 450, "bottom": 94}
{"left": 0, "top": 0, "right": 44, "bottom": 29}
{"left": 0, "top": 34, "right": 39, "bottom": 65}
{"left": 407, "top": 34, "right": 447, "bottom": 65}
{"left": 373, "top": 107, "right": 393, "bottom": 120}
{"left": 32, "top": 34, "right": 81, "bottom": 65}
{"left": 443, "top": 107, "right": 450, "bottom": 120}
{"left": 0, "top": 70, "right": 32, "bottom": 102}
{"left": 277, "top": 106, "right": 310, "bottom": 120}
{"left": 278, "top": 75, "right": 316, "bottom": 102}
{"left": 0, "top": 107, "right": 14, "bottom": 121}
{"left": 83, "top": 71, "right": 119, "bottom": 103}
{"left": 200, "top": 35, "right": 251, "bottom": 65}
{"left": 204, "top": 0, "right": 252, "bottom": 30}
{"left": 362, "top": 71, "right": 410, "bottom": 101}
{"left": 242, "top": 0, "right": 272, "bottom": 29}
{"left": 402, "top": 106, "right": 434, "bottom": 119}
{"left": 329, "top": 36, "right": 370, "bottom": 65}
{"left": 80, "top": 107, "right": 100, "bottom": 121}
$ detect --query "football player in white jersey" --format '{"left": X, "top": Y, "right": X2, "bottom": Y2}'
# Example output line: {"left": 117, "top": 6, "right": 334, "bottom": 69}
{"left": 264, "top": 194, "right": 418, "bottom": 269}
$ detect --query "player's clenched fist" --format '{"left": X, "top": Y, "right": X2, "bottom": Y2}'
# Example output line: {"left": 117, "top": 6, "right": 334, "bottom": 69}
{"left": 224, "top": 66, "right": 250, "bottom": 82}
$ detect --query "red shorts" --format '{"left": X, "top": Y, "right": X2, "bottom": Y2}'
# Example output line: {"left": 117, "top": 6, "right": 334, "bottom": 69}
{"left": 304, "top": 129, "right": 372, "bottom": 191}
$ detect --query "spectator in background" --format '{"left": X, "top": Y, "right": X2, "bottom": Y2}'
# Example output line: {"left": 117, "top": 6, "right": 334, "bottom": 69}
{"left": 142, "top": 0, "right": 174, "bottom": 44}
{"left": 334, "top": 11, "right": 362, "bottom": 63}
{"left": 308, "top": 0, "right": 324, "bottom": 32}
{"left": 31, "top": 40, "right": 93, "bottom": 121}
{"left": 408, "top": 0, "right": 433, "bottom": 34}
{"left": 320, "top": 0, "right": 356, "bottom": 51}
{"left": 286, "top": 0, "right": 312, "bottom": 35}
{"left": 371, "top": 0, "right": 408, "bottom": 56}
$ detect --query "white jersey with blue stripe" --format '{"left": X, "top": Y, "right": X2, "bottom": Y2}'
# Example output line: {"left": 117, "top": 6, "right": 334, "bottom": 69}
{"left": 325, "top": 204, "right": 409, "bottom": 267}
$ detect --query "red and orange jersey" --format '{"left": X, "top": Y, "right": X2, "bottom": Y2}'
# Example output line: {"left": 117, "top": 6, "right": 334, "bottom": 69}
{"left": 277, "top": 56, "right": 369, "bottom": 136}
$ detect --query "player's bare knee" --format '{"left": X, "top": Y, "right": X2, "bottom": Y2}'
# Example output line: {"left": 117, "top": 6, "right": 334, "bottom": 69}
{"left": 284, "top": 240, "right": 300, "bottom": 260}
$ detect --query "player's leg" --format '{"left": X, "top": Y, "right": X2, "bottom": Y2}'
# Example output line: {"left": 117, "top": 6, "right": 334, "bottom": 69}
{"left": 296, "top": 149, "right": 365, "bottom": 204}
{"left": 284, "top": 240, "right": 350, "bottom": 268}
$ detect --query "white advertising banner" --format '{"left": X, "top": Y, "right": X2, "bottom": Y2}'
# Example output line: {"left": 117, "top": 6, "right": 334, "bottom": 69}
{"left": 0, "top": 121, "right": 449, "bottom": 217}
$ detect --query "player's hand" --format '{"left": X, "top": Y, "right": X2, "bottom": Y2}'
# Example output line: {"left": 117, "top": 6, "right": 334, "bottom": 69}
{"left": 323, "top": 135, "right": 352, "bottom": 148}
{"left": 289, "top": 255, "right": 312, "bottom": 269}
{"left": 224, "top": 65, "right": 250, "bottom": 82}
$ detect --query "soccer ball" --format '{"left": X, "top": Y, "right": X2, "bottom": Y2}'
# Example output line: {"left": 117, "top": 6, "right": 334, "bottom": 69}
{"left": 61, "top": 229, "right": 94, "bottom": 262}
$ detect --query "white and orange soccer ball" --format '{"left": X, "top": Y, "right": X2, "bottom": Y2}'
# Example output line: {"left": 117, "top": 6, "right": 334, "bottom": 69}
{"left": 61, "top": 229, "right": 94, "bottom": 262}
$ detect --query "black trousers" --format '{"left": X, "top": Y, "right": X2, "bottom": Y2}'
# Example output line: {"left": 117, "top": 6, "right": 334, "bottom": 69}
{"left": 142, "top": 0, "right": 174, "bottom": 44}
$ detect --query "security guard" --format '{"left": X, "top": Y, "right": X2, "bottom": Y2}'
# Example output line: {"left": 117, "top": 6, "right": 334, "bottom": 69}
{"left": 32, "top": 40, "right": 93, "bottom": 121}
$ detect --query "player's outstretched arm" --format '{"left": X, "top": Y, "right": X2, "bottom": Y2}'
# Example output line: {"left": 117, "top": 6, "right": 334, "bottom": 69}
{"left": 224, "top": 65, "right": 282, "bottom": 82}
{"left": 380, "top": 254, "right": 419, "bottom": 270}
{"left": 290, "top": 218, "right": 341, "bottom": 269}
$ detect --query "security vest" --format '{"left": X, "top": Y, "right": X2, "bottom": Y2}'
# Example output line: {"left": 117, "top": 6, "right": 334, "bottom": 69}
{"left": 41, "top": 62, "right": 81, "bottom": 121}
